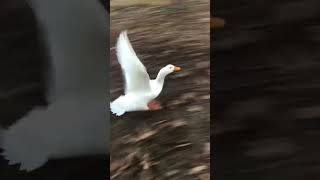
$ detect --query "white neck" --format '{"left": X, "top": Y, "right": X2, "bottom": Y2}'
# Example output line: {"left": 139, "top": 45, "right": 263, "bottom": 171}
{"left": 155, "top": 68, "right": 169, "bottom": 86}
{"left": 151, "top": 69, "right": 170, "bottom": 97}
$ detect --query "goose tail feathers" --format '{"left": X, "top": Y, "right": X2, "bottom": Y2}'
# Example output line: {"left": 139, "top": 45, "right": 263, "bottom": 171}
{"left": 110, "top": 97, "right": 126, "bottom": 116}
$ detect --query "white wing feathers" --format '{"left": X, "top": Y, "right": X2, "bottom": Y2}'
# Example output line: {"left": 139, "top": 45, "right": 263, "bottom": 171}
{"left": 116, "top": 31, "right": 151, "bottom": 94}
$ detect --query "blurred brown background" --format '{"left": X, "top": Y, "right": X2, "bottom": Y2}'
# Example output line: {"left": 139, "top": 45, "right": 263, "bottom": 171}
{"left": 110, "top": 0, "right": 210, "bottom": 179}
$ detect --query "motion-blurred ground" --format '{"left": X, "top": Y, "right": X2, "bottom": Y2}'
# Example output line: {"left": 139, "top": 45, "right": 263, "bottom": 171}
{"left": 110, "top": 0, "right": 210, "bottom": 179}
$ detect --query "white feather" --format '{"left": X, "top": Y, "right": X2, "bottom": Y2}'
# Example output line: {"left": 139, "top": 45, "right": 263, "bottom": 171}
{"left": 116, "top": 31, "right": 151, "bottom": 94}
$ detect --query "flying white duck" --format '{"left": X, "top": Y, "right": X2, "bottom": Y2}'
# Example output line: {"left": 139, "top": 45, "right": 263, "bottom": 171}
{"left": 1, "top": 0, "right": 108, "bottom": 172}
{"left": 111, "top": 31, "right": 181, "bottom": 116}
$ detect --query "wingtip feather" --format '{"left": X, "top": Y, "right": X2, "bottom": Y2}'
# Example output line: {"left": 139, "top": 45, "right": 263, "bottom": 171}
{"left": 118, "top": 30, "right": 128, "bottom": 41}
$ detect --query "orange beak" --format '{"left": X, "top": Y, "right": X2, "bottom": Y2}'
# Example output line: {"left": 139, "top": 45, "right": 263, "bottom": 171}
{"left": 174, "top": 66, "right": 182, "bottom": 72}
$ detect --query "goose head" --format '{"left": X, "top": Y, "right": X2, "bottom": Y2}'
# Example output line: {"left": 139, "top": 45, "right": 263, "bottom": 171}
{"left": 157, "top": 64, "right": 181, "bottom": 79}
{"left": 164, "top": 64, "right": 181, "bottom": 74}
{"left": 155, "top": 64, "right": 181, "bottom": 85}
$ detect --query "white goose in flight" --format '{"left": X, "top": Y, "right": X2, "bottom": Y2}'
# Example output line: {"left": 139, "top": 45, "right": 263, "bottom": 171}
{"left": 111, "top": 31, "right": 181, "bottom": 116}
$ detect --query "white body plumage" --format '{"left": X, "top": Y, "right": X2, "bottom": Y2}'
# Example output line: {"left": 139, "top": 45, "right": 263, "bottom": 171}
{"left": 110, "top": 31, "right": 181, "bottom": 116}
